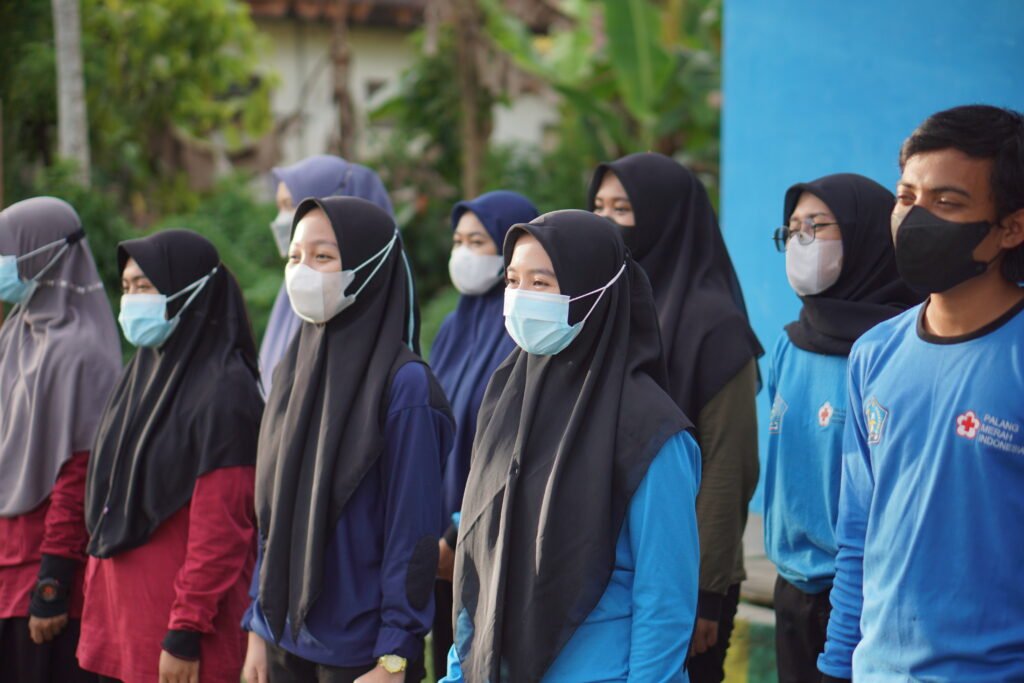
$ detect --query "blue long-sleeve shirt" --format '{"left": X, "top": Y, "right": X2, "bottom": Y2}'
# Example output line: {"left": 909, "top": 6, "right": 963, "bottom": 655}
{"left": 442, "top": 430, "right": 701, "bottom": 682}
{"left": 243, "top": 361, "right": 454, "bottom": 666}
{"left": 819, "top": 299, "right": 1024, "bottom": 680}
{"left": 763, "top": 335, "right": 847, "bottom": 593}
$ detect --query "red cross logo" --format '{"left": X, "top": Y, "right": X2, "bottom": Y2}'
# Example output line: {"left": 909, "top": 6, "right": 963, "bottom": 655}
{"left": 956, "top": 411, "right": 979, "bottom": 439}
{"left": 818, "top": 402, "right": 834, "bottom": 428}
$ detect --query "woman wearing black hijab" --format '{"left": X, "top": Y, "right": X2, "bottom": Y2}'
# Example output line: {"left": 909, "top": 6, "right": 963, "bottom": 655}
{"left": 241, "top": 197, "right": 453, "bottom": 683}
{"left": 441, "top": 210, "right": 700, "bottom": 682}
{"left": 590, "top": 153, "right": 763, "bottom": 681}
{"left": 77, "top": 230, "right": 263, "bottom": 683}
{"left": 762, "top": 174, "right": 921, "bottom": 681}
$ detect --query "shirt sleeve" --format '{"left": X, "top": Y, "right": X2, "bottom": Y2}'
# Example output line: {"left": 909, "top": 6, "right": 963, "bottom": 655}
{"left": 694, "top": 358, "right": 760, "bottom": 618}
{"left": 373, "top": 375, "right": 452, "bottom": 660}
{"left": 40, "top": 450, "right": 90, "bottom": 561}
{"left": 31, "top": 450, "right": 91, "bottom": 617}
{"left": 627, "top": 431, "right": 702, "bottom": 682}
{"left": 240, "top": 535, "right": 264, "bottom": 631}
{"left": 439, "top": 644, "right": 464, "bottom": 683}
{"left": 163, "top": 466, "right": 256, "bottom": 658}
{"left": 817, "top": 357, "right": 870, "bottom": 681}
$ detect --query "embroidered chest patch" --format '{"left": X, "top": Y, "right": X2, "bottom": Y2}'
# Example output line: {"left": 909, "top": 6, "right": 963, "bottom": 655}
{"left": 864, "top": 396, "right": 889, "bottom": 446}
{"left": 956, "top": 410, "right": 980, "bottom": 440}
{"left": 818, "top": 401, "right": 835, "bottom": 428}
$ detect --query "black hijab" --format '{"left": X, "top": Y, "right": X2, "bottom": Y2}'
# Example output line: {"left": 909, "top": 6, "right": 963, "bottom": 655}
{"left": 453, "top": 210, "right": 692, "bottom": 682}
{"left": 86, "top": 230, "right": 262, "bottom": 558}
{"left": 587, "top": 152, "right": 763, "bottom": 420}
{"left": 782, "top": 173, "right": 923, "bottom": 355}
{"left": 255, "top": 196, "right": 450, "bottom": 641}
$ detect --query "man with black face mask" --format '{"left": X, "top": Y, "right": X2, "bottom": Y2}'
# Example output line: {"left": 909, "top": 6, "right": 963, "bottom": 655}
{"left": 818, "top": 105, "right": 1024, "bottom": 682}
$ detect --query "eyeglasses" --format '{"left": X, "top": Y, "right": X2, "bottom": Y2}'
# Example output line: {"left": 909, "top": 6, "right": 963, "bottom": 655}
{"left": 772, "top": 217, "right": 841, "bottom": 252}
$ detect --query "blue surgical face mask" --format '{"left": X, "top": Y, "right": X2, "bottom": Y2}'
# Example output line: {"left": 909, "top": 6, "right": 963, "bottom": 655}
{"left": 504, "top": 262, "right": 626, "bottom": 356}
{"left": 0, "top": 231, "right": 82, "bottom": 305}
{"left": 119, "top": 267, "right": 218, "bottom": 348}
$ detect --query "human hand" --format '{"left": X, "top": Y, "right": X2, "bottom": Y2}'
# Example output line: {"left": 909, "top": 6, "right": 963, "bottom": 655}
{"left": 689, "top": 617, "right": 719, "bottom": 656}
{"left": 159, "top": 649, "right": 199, "bottom": 683}
{"left": 437, "top": 538, "right": 455, "bottom": 582}
{"left": 28, "top": 613, "right": 68, "bottom": 644}
{"left": 242, "top": 630, "right": 268, "bottom": 683}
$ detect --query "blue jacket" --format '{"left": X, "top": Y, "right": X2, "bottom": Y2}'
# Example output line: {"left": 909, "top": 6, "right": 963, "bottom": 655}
{"left": 443, "top": 430, "right": 701, "bottom": 682}
{"left": 820, "top": 300, "right": 1024, "bottom": 680}
{"left": 243, "top": 362, "right": 454, "bottom": 666}
{"left": 763, "top": 334, "right": 847, "bottom": 593}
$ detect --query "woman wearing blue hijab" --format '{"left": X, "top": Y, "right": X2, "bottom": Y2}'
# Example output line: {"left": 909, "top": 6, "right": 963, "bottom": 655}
{"left": 428, "top": 190, "right": 538, "bottom": 667}
{"left": 260, "top": 155, "right": 395, "bottom": 394}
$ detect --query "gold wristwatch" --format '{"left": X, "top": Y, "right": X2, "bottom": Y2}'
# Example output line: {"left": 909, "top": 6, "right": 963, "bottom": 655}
{"left": 378, "top": 654, "right": 408, "bottom": 673}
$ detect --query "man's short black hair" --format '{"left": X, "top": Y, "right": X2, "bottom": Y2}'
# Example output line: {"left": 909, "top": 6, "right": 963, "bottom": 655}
{"left": 901, "top": 105, "right": 1024, "bottom": 279}
{"left": 901, "top": 105, "right": 1024, "bottom": 219}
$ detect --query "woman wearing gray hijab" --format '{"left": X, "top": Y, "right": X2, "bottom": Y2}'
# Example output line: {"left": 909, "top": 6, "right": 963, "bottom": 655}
{"left": 0, "top": 197, "right": 121, "bottom": 683}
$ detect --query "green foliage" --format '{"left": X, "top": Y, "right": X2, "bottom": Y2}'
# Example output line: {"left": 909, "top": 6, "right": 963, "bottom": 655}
{"left": 370, "top": 27, "right": 495, "bottom": 190}
{"left": 1, "top": 0, "right": 275, "bottom": 215}
{"left": 2, "top": 0, "right": 280, "bottom": 339}
{"left": 480, "top": 0, "right": 722, "bottom": 199}
{"left": 420, "top": 285, "right": 460, "bottom": 360}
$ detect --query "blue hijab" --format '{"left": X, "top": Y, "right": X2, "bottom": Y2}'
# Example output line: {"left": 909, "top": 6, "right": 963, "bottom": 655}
{"left": 430, "top": 191, "right": 539, "bottom": 523}
{"left": 259, "top": 156, "right": 394, "bottom": 395}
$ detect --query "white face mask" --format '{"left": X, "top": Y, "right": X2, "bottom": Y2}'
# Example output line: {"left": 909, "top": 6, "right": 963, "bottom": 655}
{"left": 786, "top": 238, "right": 843, "bottom": 296}
{"left": 448, "top": 246, "right": 504, "bottom": 295}
{"left": 285, "top": 232, "right": 398, "bottom": 324}
{"left": 270, "top": 210, "right": 295, "bottom": 258}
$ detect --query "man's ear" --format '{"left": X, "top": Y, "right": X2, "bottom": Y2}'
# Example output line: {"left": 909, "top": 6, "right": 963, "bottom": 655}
{"left": 998, "top": 207, "right": 1024, "bottom": 250}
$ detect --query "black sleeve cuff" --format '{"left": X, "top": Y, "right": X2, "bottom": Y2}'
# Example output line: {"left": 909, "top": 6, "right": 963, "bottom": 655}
{"left": 161, "top": 629, "right": 202, "bottom": 661}
{"left": 38, "top": 553, "right": 78, "bottom": 585}
{"left": 443, "top": 522, "right": 458, "bottom": 549}
{"left": 697, "top": 589, "right": 724, "bottom": 622}
{"left": 821, "top": 676, "right": 851, "bottom": 683}
{"left": 29, "top": 554, "right": 79, "bottom": 618}
{"left": 29, "top": 590, "right": 68, "bottom": 618}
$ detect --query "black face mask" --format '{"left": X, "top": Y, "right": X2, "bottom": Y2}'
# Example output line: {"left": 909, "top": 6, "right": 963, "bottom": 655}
{"left": 895, "top": 205, "right": 998, "bottom": 294}
{"left": 601, "top": 215, "right": 643, "bottom": 257}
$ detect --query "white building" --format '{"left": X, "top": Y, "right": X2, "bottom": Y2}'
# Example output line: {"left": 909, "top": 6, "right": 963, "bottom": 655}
{"left": 245, "top": 0, "right": 557, "bottom": 169}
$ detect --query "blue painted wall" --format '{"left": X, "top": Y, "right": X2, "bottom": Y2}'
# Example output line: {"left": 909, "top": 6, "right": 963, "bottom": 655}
{"left": 721, "top": 1, "right": 1024, "bottom": 509}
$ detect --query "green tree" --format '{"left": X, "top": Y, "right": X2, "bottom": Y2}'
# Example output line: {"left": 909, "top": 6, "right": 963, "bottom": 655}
{"left": 2, "top": 0, "right": 281, "bottom": 341}
{"left": 2, "top": 0, "right": 274, "bottom": 215}
{"left": 482, "top": 0, "right": 722, "bottom": 196}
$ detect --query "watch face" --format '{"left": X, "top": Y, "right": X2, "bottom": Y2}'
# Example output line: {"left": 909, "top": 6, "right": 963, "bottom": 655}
{"left": 379, "top": 654, "right": 407, "bottom": 673}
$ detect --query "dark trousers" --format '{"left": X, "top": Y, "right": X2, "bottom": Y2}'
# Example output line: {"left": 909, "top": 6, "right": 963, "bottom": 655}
{"left": 687, "top": 582, "right": 741, "bottom": 683}
{"left": 266, "top": 639, "right": 426, "bottom": 683}
{"left": 0, "top": 617, "right": 97, "bottom": 683}
{"left": 773, "top": 576, "right": 832, "bottom": 683}
{"left": 431, "top": 580, "right": 455, "bottom": 676}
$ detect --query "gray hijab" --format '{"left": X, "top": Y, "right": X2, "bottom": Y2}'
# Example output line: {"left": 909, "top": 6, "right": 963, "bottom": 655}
{"left": 0, "top": 197, "right": 121, "bottom": 517}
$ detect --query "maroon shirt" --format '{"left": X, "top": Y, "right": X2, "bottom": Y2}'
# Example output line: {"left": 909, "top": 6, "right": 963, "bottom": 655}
{"left": 0, "top": 450, "right": 90, "bottom": 619}
{"left": 77, "top": 465, "right": 256, "bottom": 683}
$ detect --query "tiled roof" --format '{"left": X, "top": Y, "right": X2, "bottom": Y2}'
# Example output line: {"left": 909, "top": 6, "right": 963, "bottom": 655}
{"left": 244, "top": 0, "right": 427, "bottom": 27}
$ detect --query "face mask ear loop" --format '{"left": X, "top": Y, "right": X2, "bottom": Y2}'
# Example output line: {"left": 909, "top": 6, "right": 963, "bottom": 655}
{"left": 401, "top": 248, "right": 417, "bottom": 351}
{"left": 16, "top": 233, "right": 76, "bottom": 263}
{"left": 351, "top": 233, "right": 398, "bottom": 299}
{"left": 165, "top": 266, "right": 219, "bottom": 320}
{"left": 27, "top": 242, "right": 71, "bottom": 283}
{"left": 569, "top": 261, "right": 627, "bottom": 324}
